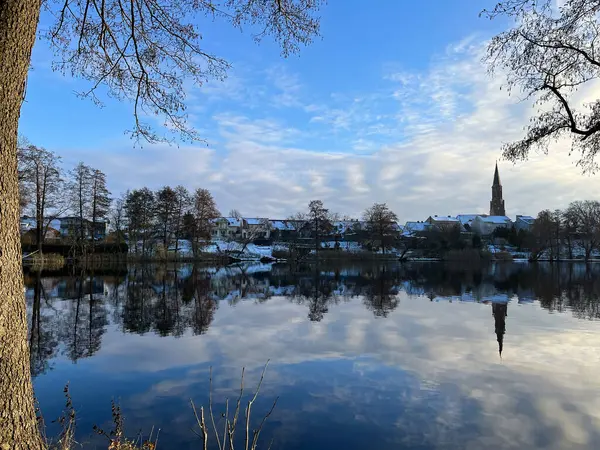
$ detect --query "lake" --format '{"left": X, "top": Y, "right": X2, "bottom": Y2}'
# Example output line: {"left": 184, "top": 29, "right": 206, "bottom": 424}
{"left": 26, "top": 262, "right": 600, "bottom": 449}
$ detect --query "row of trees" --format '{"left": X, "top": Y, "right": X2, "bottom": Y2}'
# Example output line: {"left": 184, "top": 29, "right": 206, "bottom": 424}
{"left": 18, "top": 147, "right": 600, "bottom": 262}
{"left": 529, "top": 201, "right": 600, "bottom": 261}
{"left": 18, "top": 141, "right": 111, "bottom": 254}
{"left": 118, "top": 186, "right": 220, "bottom": 257}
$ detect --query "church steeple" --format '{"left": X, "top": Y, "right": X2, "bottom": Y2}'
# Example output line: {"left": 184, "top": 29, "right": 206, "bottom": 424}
{"left": 490, "top": 162, "right": 506, "bottom": 216}
{"left": 493, "top": 162, "right": 501, "bottom": 186}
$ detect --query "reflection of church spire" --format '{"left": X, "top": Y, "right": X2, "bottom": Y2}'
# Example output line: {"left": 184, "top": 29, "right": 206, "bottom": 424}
{"left": 492, "top": 303, "right": 507, "bottom": 358}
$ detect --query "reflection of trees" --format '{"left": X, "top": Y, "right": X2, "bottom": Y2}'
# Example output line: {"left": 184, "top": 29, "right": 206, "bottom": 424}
{"left": 362, "top": 267, "right": 400, "bottom": 318}
{"left": 25, "top": 261, "right": 600, "bottom": 376}
{"left": 60, "top": 273, "right": 108, "bottom": 362}
{"left": 28, "top": 271, "right": 59, "bottom": 377}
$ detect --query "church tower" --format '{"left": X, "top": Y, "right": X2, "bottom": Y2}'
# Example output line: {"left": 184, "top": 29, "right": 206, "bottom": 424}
{"left": 489, "top": 162, "right": 506, "bottom": 216}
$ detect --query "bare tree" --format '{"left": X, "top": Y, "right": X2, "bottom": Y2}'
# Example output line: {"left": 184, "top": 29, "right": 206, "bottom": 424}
{"left": 229, "top": 209, "right": 243, "bottom": 219}
{"left": 564, "top": 200, "right": 600, "bottom": 261}
{"left": 484, "top": 0, "right": 600, "bottom": 172}
{"left": 530, "top": 210, "right": 559, "bottom": 261}
{"left": 90, "top": 168, "right": 111, "bottom": 252}
{"left": 155, "top": 186, "right": 178, "bottom": 253}
{"left": 173, "top": 185, "right": 191, "bottom": 256}
{"left": 19, "top": 145, "right": 65, "bottom": 254}
{"left": 0, "top": 1, "right": 322, "bottom": 445}
{"left": 67, "top": 162, "right": 92, "bottom": 244}
{"left": 362, "top": 203, "right": 399, "bottom": 255}
{"left": 191, "top": 188, "right": 220, "bottom": 257}
{"left": 110, "top": 192, "right": 127, "bottom": 243}
{"left": 305, "top": 200, "right": 333, "bottom": 255}
{"left": 125, "top": 188, "right": 155, "bottom": 256}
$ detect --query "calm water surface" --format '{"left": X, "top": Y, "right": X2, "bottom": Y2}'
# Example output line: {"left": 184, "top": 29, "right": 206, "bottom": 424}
{"left": 26, "top": 262, "right": 600, "bottom": 449}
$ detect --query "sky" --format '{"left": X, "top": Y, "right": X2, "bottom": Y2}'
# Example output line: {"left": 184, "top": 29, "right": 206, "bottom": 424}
{"left": 18, "top": 0, "right": 600, "bottom": 222}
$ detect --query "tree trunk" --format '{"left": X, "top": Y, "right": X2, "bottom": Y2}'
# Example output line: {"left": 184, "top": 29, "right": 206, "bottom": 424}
{"left": 0, "top": 1, "right": 45, "bottom": 448}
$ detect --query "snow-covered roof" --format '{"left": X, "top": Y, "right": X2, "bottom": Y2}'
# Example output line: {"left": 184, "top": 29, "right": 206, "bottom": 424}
{"left": 244, "top": 218, "right": 268, "bottom": 226}
{"left": 403, "top": 221, "right": 430, "bottom": 236}
{"left": 428, "top": 216, "right": 460, "bottom": 223}
{"left": 215, "top": 217, "right": 242, "bottom": 227}
{"left": 456, "top": 214, "right": 487, "bottom": 225}
{"left": 481, "top": 216, "right": 512, "bottom": 224}
{"left": 269, "top": 220, "right": 297, "bottom": 230}
{"left": 516, "top": 215, "right": 535, "bottom": 222}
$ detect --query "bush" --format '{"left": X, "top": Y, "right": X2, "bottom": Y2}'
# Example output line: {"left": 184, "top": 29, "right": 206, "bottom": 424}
{"left": 445, "top": 249, "right": 492, "bottom": 264}
{"left": 494, "top": 251, "right": 514, "bottom": 261}
{"left": 29, "top": 253, "right": 65, "bottom": 271}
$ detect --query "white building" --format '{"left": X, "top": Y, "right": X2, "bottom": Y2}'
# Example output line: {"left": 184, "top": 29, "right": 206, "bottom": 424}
{"left": 456, "top": 214, "right": 487, "bottom": 231}
{"left": 471, "top": 215, "right": 513, "bottom": 235}
{"left": 242, "top": 218, "right": 271, "bottom": 239}
{"left": 515, "top": 215, "right": 535, "bottom": 232}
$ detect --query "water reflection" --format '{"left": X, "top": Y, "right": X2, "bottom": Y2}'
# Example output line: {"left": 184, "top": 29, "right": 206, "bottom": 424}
{"left": 25, "top": 262, "right": 600, "bottom": 376}
{"left": 25, "top": 262, "right": 600, "bottom": 450}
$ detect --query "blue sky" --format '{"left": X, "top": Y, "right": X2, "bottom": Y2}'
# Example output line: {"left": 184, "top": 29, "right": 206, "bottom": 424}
{"left": 19, "top": 1, "right": 599, "bottom": 221}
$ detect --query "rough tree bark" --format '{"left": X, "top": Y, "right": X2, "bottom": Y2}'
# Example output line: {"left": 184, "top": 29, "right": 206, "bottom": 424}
{"left": 0, "top": 1, "right": 46, "bottom": 449}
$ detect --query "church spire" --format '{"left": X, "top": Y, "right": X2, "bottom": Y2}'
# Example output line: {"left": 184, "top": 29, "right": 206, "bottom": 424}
{"left": 490, "top": 163, "right": 506, "bottom": 216}
{"left": 493, "top": 161, "right": 501, "bottom": 186}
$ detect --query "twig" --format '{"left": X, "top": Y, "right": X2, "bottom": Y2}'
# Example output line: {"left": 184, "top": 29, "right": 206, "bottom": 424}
{"left": 251, "top": 396, "right": 279, "bottom": 450}
{"left": 209, "top": 367, "right": 223, "bottom": 450}
{"left": 190, "top": 400, "right": 208, "bottom": 450}
{"left": 245, "top": 360, "right": 270, "bottom": 450}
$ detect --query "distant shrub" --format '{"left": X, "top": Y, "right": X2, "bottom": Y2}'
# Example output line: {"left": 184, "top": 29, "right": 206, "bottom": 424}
{"left": 445, "top": 249, "right": 482, "bottom": 262}
{"left": 30, "top": 253, "right": 65, "bottom": 271}
{"left": 494, "top": 251, "right": 514, "bottom": 261}
{"left": 272, "top": 249, "right": 291, "bottom": 259}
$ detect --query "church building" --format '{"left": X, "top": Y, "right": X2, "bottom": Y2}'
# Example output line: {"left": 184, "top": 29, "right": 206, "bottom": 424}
{"left": 490, "top": 162, "right": 506, "bottom": 216}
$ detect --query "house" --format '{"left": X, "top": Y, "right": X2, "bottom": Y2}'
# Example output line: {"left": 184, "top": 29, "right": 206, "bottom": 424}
{"left": 58, "top": 217, "right": 108, "bottom": 240}
{"left": 242, "top": 218, "right": 271, "bottom": 239}
{"left": 402, "top": 221, "right": 431, "bottom": 237}
{"left": 425, "top": 216, "right": 461, "bottom": 230}
{"left": 269, "top": 220, "right": 308, "bottom": 240}
{"left": 456, "top": 214, "right": 487, "bottom": 231}
{"left": 471, "top": 215, "right": 513, "bottom": 235}
{"left": 515, "top": 215, "right": 535, "bottom": 232}
{"left": 212, "top": 217, "right": 243, "bottom": 240}
{"left": 20, "top": 216, "right": 62, "bottom": 235}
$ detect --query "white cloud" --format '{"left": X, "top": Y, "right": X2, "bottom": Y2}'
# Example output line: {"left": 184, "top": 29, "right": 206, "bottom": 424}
{"left": 53, "top": 36, "right": 600, "bottom": 222}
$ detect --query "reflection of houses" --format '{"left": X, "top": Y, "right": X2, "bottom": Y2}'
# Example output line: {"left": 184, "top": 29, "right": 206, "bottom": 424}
{"left": 471, "top": 215, "right": 512, "bottom": 236}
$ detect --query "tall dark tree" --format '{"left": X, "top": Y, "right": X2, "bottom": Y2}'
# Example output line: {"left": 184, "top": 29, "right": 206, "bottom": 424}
{"left": 173, "top": 186, "right": 191, "bottom": 256}
{"left": 484, "top": 0, "right": 600, "bottom": 172}
{"left": 362, "top": 203, "right": 399, "bottom": 255}
{"left": 125, "top": 188, "right": 155, "bottom": 256}
{"left": 19, "top": 145, "right": 64, "bottom": 253}
{"left": 109, "top": 192, "right": 127, "bottom": 244}
{"left": 155, "top": 186, "right": 178, "bottom": 253}
{"left": 90, "top": 169, "right": 111, "bottom": 250}
{"left": 191, "top": 188, "right": 220, "bottom": 256}
{"left": 67, "top": 162, "right": 92, "bottom": 243}
{"left": 306, "top": 200, "right": 333, "bottom": 255}
{"left": 530, "top": 210, "right": 559, "bottom": 261}
{"left": 0, "top": 1, "right": 322, "bottom": 445}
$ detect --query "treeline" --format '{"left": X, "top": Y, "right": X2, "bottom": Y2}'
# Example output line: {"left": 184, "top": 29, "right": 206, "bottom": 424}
{"left": 18, "top": 141, "right": 111, "bottom": 254}
{"left": 518, "top": 202, "right": 600, "bottom": 261}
